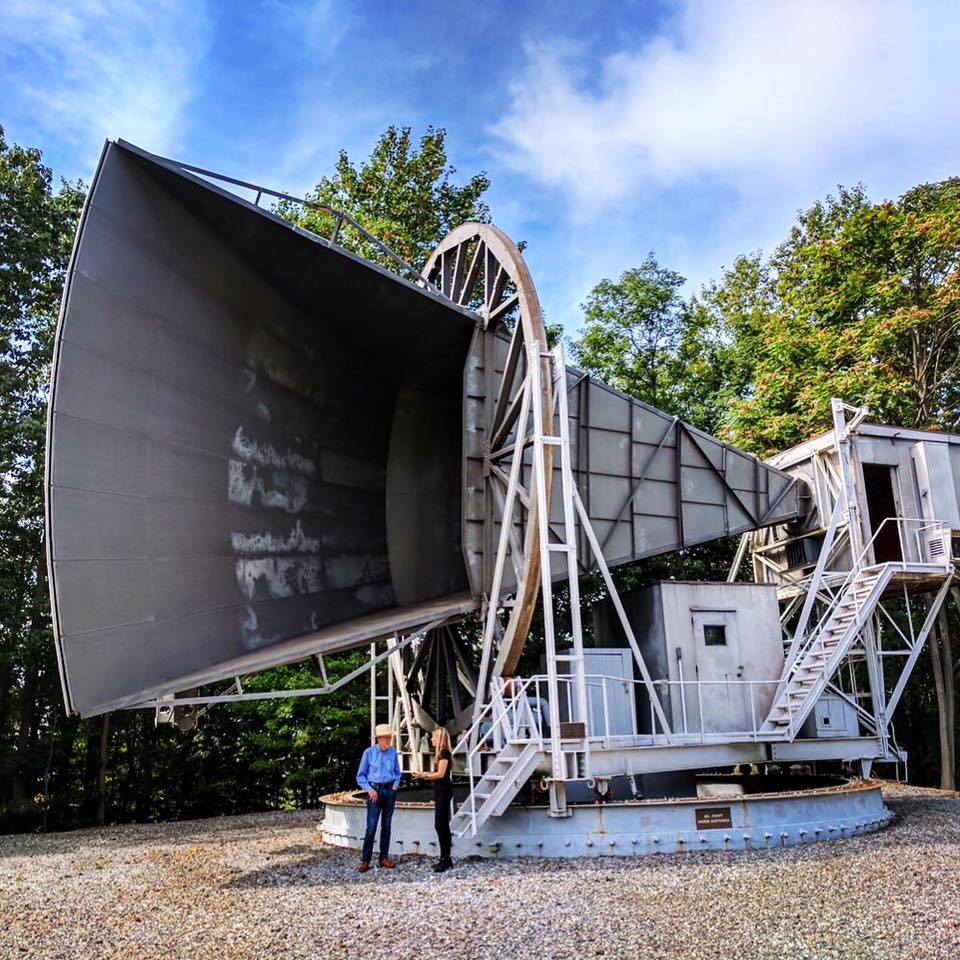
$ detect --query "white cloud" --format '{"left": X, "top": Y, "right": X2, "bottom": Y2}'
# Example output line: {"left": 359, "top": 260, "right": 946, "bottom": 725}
{"left": 492, "top": 0, "right": 960, "bottom": 212}
{"left": 0, "top": 0, "right": 212, "bottom": 161}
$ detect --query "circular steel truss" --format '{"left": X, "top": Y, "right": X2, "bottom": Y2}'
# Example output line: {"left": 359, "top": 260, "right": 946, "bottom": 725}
{"left": 423, "top": 224, "right": 554, "bottom": 675}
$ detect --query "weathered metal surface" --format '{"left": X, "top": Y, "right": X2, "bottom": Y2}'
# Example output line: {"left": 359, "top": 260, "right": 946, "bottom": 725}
{"left": 462, "top": 343, "right": 802, "bottom": 597}
{"left": 319, "top": 778, "right": 891, "bottom": 858}
{"left": 46, "top": 141, "right": 476, "bottom": 716}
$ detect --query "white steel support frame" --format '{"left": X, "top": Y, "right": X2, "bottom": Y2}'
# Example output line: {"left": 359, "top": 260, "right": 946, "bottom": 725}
{"left": 386, "top": 635, "right": 424, "bottom": 773}
{"left": 752, "top": 399, "right": 954, "bottom": 761}
{"left": 467, "top": 344, "right": 674, "bottom": 815}
{"left": 831, "top": 400, "right": 891, "bottom": 754}
{"left": 144, "top": 617, "right": 447, "bottom": 713}
{"left": 530, "top": 343, "right": 588, "bottom": 813}
{"left": 369, "top": 641, "right": 394, "bottom": 741}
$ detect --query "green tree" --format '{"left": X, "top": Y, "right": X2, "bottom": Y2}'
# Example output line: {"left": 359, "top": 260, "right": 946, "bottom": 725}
{"left": 723, "top": 181, "right": 960, "bottom": 455}
{"left": 282, "top": 125, "right": 491, "bottom": 272}
{"left": 0, "top": 127, "right": 84, "bottom": 829}
{"left": 574, "top": 256, "right": 686, "bottom": 410}
{"left": 573, "top": 254, "right": 739, "bottom": 435}
{"left": 710, "top": 179, "right": 960, "bottom": 789}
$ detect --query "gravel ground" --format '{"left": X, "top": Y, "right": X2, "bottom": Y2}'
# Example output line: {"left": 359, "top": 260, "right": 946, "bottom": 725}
{"left": 1, "top": 781, "right": 958, "bottom": 960}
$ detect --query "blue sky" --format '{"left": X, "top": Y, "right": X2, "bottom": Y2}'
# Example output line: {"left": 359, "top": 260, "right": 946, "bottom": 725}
{"left": 3, "top": 0, "right": 959, "bottom": 334}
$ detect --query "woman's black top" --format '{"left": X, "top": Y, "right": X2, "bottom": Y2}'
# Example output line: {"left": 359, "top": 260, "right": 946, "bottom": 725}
{"left": 434, "top": 748, "right": 453, "bottom": 798}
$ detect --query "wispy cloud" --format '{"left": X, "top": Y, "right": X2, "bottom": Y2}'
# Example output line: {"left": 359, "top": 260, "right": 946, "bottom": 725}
{"left": 0, "top": 0, "right": 212, "bottom": 163}
{"left": 485, "top": 0, "right": 960, "bottom": 334}
{"left": 492, "top": 1, "right": 960, "bottom": 213}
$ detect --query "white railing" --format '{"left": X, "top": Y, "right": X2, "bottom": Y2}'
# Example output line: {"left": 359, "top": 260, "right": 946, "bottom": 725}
{"left": 575, "top": 673, "right": 782, "bottom": 744}
{"left": 785, "top": 517, "right": 950, "bottom": 600}
{"left": 448, "top": 675, "right": 551, "bottom": 835}
{"left": 853, "top": 516, "right": 950, "bottom": 569}
{"left": 455, "top": 672, "right": 790, "bottom": 764}
{"left": 782, "top": 517, "right": 950, "bottom": 705}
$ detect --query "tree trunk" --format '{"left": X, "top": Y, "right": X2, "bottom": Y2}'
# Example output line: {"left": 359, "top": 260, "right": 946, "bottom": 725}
{"left": 48, "top": 716, "right": 79, "bottom": 830}
{"left": 41, "top": 711, "right": 59, "bottom": 832}
{"left": 10, "top": 660, "right": 38, "bottom": 802}
{"left": 930, "top": 605, "right": 956, "bottom": 790}
{"left": 97, "top": 712, "right": 110, "bottom": 826}
{"left": 942, "top": 600, "right": 956, "bottom": 785}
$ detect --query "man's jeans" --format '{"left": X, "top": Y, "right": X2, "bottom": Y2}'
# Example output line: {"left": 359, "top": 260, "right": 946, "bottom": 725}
{"left": 361, "top": 787, "right": 396, "bottom": 863}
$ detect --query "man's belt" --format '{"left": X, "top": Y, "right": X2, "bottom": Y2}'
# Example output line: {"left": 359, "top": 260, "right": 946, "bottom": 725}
{"left": 370, "top": 782, "right": 395, "bottom": 789}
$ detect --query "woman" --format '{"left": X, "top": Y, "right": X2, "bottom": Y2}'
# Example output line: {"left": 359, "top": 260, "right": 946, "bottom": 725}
{"left": 412, "top": 726, "right": 454, "bottom": 872}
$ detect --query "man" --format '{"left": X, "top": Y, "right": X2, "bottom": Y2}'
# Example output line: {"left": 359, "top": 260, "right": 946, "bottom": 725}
{"left": 356, "top": 723, "right": 402, "bottom": 872}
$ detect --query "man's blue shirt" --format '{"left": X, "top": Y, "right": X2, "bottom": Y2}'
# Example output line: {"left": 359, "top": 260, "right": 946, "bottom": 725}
{"left": 357, "top": 744, "right": 401, "bottom": 791}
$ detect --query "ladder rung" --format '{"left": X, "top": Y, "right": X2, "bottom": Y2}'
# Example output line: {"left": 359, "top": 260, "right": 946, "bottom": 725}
{"left": 547, "top": 543, "right": 576, "bottom": 552}
{"left": 541, "top": 436, "right": 564, "bottom": 446}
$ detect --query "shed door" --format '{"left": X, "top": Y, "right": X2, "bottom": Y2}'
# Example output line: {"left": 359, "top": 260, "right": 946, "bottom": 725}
{"left": 691, "top": 610, "right": 749, "bottom": 733}
{"left": 582, "top": 649, "right": 637, "bottom": 736}
{"left": 862, "top": 464, "right": 902, "bottom": 563}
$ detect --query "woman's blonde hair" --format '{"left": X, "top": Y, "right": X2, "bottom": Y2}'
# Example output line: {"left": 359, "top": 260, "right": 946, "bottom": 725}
{"left": 432, "top": 725, "right": 451, "bottom": 763}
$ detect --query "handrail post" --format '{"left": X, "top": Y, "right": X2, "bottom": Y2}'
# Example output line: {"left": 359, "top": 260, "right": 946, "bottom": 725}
{"left": 601, "top": 676, "right": 610, "bottom": 742}
{"left": 697, "top": 680, "right": 704, "bottom": 743}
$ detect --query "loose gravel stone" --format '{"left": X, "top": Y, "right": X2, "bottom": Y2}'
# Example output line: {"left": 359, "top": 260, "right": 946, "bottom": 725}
{"left": 1, "top": 782, "right": 957, "bottom": 960}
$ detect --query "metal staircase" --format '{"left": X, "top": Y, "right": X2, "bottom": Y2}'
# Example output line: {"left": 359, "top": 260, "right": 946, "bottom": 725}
{"left": 450, "top": 740, "right": 542, "bottom": 837}
{"left": 761, "top": 564, "right": 893, "bottom": 738}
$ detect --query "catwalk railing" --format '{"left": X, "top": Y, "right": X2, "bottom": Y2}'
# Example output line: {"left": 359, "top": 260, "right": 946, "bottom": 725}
{"left": 454, "top": 671, "right": 812, "bottom": 765}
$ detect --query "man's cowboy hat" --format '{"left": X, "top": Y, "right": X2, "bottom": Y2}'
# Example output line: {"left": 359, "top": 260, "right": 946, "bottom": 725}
{"left": 374, "top": 723, "right": 393, "bottom": 738}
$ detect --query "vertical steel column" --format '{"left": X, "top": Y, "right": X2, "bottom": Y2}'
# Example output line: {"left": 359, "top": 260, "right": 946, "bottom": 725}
{"left": 831, "top": 399, "right": 888, "bottom": 754}
{"left": 388, "top": 635, "right": 423, "bottom": 773}
{"left": 528, "top": 343, "right": 568, "bottom": 814}
{"left": 553, "top": 347, "right": 590, "bottom": 763}
{"left": 470, "top": 380, "right": 533, "bottom": 733}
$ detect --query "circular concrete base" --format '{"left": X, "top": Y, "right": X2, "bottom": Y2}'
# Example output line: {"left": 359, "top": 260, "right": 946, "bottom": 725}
{"left": 319, "top": 778, "right": 891, "bottom": 858}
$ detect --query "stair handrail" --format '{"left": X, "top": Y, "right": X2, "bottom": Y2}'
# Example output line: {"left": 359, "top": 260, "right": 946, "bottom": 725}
{"left": 846, "top": 515, "right": 947, "bottom": 572}
{"left": 785, "top": 517, "right": 946, "bottom": 683}
{"left": 451, "top": 675, "right": 543, "bottom": 836}
{"left": 774, "top": 517, "right": 949, "bottom": 737}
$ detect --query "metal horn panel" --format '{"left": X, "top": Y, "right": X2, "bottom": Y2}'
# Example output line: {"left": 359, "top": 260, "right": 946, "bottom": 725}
{"left": 46, "top": 141, "right": 476, "bottom": 716}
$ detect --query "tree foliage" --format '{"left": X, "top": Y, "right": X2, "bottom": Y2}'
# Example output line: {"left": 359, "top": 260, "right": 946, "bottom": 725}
{"left": 280, "top": 125, "right": 491, "bottom": 272}
{"left": 0, "top": 127, "right": 84, "bottom": 829}
{"left": 716, "top": 180, "right": 960, "bottom": 455}
{"left": 573, "top": 255, "right": 737, "bottom": 435}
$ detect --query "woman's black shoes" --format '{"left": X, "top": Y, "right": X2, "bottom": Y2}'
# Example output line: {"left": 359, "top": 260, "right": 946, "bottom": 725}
{"left": 432, "top": 858, "right": 453, "bottom": 872}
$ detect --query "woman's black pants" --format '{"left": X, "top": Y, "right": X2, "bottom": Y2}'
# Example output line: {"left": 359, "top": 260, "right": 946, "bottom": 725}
{"left": 435, "top": 791, "right": 453, "bottom": 860}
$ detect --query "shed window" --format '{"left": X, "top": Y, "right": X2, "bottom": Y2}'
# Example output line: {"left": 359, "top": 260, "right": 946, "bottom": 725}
{"left": 703, "top": 624, "right": 727, "bottom": 646}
